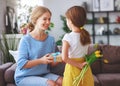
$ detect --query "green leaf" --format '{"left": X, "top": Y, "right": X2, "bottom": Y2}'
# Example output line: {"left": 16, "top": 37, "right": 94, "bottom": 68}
{"left": 0, "top": 33, "right": 20, "bottom": 63}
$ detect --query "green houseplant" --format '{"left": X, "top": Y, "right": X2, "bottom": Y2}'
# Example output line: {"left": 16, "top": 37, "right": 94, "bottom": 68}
{"left": 56, "top": 15, "right": 71, "bottom": 46}
{"left": 0, "top": 33, "right": 20, "bottom": 63}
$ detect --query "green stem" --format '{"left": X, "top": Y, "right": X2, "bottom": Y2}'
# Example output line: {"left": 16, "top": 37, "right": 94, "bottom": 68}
{"left": 73, "top": 64, "right": 89, "bottom": 86}
{"left": 76, "top": 65, "right": 89, "bottom": 86}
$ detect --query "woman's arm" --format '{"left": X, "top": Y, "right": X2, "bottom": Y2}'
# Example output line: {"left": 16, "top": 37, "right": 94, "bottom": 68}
{"left": 23, "top": 54, "right": 54, "bottom": 68}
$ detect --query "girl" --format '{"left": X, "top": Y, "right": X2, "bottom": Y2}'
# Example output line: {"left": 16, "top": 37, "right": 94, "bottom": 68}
{"left": 62, "top": 6, "right": 94, "bottom": 86}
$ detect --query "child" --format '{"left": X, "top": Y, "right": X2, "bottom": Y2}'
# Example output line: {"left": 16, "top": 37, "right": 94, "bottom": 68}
{"left": 62, "top": 6, "right": 94, "bottom": 86}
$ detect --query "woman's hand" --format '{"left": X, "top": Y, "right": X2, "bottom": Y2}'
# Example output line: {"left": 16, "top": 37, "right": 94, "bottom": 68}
{"left": 40, "top": 54, "right": 54, "bottom": 64}
{"left": 50, "top": 62, "right": 59, "bottom": 67}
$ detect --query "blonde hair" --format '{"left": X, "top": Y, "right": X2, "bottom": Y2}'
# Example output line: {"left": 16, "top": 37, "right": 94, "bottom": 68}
{"left": 27, "top": 6, "right": 52, "bottom": 32}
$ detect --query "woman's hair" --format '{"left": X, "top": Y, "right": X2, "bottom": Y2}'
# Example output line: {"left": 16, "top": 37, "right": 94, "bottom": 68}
{"left": 27, "top": 6, "right": 52, "bottom": 32}
{"left": 65, "top": 6, "right": 91, "bottom": 46}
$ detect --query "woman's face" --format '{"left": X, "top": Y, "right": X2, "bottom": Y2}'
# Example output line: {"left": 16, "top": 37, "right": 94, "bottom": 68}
{"left": 36, "top": 12, "right": 51, "bottom": 30}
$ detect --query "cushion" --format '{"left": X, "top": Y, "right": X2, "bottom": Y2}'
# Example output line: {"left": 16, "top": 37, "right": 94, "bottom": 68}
{"left": 0, "top": 63, "right": 13, "bottom": 86}
{"left": 102, "top": 63, "right": 120, "bottom": 73}
{"left": 97, "top": 73, "right": 120, "bottom": 86}
{"left": 101, "top": 45, "right": 120, "bottom": 64}
{"left": 4, "top": 63, "right": 16, "bottom": 83}
{"left": 93, "top": 75, "right": 100, "bottom": 86}
{"left": 7, "top": 83, "right": 16, "bottom": 86}
{"left": 50, "top": 62, "right": 65, "bottom": 76}
{"left": 9, "top": 50, "right": 18, "bottom": 62}
{"left": 100, "top": 45, "right": 120, "bottom": 73}
{"left": 91, "top": 60, "right": 101, "bottom": 74}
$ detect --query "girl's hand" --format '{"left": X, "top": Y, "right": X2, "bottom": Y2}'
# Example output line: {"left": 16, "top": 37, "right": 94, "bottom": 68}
{"left": 40, "top": 54, "right": 54, "bottom": 64}
{"left": 79, "top": 62, "right": 87, "bottom": 69}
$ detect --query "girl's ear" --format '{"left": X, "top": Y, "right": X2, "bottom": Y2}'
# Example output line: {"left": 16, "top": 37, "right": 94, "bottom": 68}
{"left": 68, "top": 19, "right": 72, "bottom": 24}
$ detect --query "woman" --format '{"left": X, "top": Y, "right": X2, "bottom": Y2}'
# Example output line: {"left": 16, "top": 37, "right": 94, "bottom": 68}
{"left": 14, "top": 6, "right": 62, "bottom": 86}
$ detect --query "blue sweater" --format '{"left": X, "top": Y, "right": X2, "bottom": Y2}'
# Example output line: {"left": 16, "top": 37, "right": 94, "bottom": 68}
{"left": 14, "top": 34, "right": 56, "bottom": 84}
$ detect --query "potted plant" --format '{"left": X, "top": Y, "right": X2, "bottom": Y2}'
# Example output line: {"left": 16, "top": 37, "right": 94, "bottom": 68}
{"left": 56, "top": 15, "right": 71, "bottom": 46}
{"left": 0, "top": 33, "right": 20, "bottom": 64}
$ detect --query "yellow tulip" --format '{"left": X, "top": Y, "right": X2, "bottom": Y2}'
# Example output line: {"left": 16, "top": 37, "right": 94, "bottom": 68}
{"left": 73, "top": 46, "right": 104, "bottom": 86}
{"left": 96, "top": 54, "right": 100, "bottom": 57}
{"left": 95, "top": 50, "right": 100, "bottom": 54}
{"left": 104, "top": 59, "right": 109, "bottom": 63}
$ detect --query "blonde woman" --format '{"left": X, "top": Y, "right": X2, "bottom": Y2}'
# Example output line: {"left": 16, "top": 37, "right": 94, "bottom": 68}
{"left": 14, "top": 6, "right": 62, "bottom": 86}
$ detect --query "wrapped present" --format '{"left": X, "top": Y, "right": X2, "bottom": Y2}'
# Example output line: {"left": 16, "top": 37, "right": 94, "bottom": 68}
{"left": 51, "top": 52, "right": 62, "bottom": 62}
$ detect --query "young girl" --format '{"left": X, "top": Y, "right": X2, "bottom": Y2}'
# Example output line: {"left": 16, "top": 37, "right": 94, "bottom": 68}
{"left": 62, "top": 6, "right": 94, "bottom": 86}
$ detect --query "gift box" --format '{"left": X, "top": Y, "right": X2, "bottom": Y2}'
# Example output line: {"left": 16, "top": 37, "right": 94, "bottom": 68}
{"left": 51, "top": 52, "right": 62, "bottom": 62}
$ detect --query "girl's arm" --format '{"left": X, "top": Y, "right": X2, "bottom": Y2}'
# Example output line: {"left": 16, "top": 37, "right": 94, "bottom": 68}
{"left": 62, "top": 40, "right": 86, "bottom": 69}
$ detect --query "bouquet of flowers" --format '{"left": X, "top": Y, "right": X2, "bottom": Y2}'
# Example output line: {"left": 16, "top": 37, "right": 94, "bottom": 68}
{"left": 73, "top": 48, "right": 103, "bottom": 86}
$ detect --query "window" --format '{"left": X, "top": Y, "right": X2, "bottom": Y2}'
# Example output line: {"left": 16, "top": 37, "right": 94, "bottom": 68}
{"left": 17, "top": 0, "right": 43, "bottom": 29}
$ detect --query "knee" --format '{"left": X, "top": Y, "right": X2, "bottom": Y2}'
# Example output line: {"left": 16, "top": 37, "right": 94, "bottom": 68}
{"left": 56, "top": 76, "right": 63, "bottom": 86}
{"left": 47, "top": 80, "right": 57, "bottom": 86}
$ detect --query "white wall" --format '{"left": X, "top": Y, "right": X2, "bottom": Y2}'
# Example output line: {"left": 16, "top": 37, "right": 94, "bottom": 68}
{"left": 0, "top": 0, "right": 6, "bottom": 34}
{"left": 43, "top": 0, "right": 93, "bottom": 41}
{"left": 0, "top": 0, "right": 17, "bottom": 34}
{"left": 0, "top": 0, "right": 93, "bottom": 41}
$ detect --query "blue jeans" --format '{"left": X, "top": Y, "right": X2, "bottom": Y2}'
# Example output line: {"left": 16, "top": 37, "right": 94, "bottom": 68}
{"left": 17, "top": 73, "right": 59, "bottom": 86}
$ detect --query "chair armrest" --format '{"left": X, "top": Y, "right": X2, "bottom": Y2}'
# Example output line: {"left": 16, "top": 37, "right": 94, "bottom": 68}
{"left": 5, "top": 63, "right": 16, "bottom": 84}
{"left": 50, "top": 62, "right": 65, "bottom": 76}
{"left": 0, "top": 62, "right": 13, "bottom": 86}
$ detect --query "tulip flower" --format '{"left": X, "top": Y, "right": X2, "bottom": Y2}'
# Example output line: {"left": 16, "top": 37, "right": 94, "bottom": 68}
{"left": 73, "top": 50, "right": 103, "bottom": 86}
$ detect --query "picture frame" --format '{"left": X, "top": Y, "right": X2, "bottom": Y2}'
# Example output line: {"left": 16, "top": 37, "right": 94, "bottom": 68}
{"left": 92, "top": 0, "right": 100, "bottom": 11}
{"left": 100, "top": 0, "right": 114, "bottom": 11}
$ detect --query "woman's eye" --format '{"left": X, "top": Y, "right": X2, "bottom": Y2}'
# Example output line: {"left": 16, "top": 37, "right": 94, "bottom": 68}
{"left": 43, "top": 18, "right": 46, "bottom": 20}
